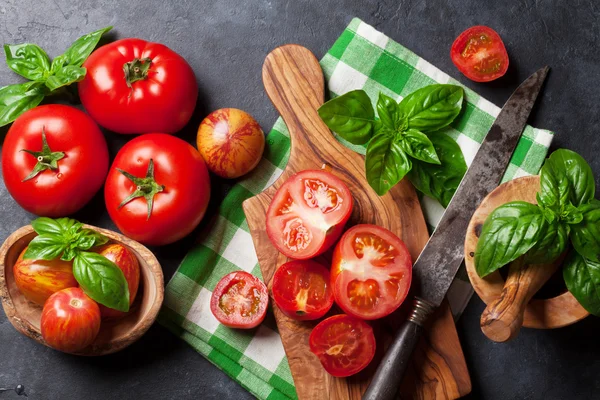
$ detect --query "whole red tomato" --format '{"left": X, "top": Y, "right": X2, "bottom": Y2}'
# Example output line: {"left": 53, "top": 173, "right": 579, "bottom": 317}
{"left": 104, "top": 133, "right": 210, "bottom": 246}
{"left": 94, "top": 243, "right": 140, "bottom": 318}
{"left": 41, "top": 287, "right": 101, "bottom": 353}
{"left": 13, "top": 248, "right": 78, "bottom": 306}
{"left": 79, "top": 38, "right": 198, "bottom": 134}
{"left": 1, "top": 105, "right": 109, "bottom": 216}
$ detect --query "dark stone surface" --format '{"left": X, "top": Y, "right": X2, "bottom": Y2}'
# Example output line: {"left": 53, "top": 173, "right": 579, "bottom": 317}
{"left": 0, "top": 0, "right": 599, "bottom": 398}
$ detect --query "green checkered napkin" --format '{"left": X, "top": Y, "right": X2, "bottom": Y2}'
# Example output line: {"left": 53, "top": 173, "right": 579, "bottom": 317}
{"left": 158, "top": 18, "right": 553, "bottom": 400}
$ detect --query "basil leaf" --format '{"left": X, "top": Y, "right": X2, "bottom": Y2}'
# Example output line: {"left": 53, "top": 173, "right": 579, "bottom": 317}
{"left": 73, "top": 251, "right": 129, "bottom": 312}
{"left": 398, "top": 129, "right": 440, "bottom": 164}
{"left": 4, "top": 43, "right": 50, "bottom": 81}
{"left": 31, "top": 217, "right": 67, "bottom": 236}
{"left": 23, "top": 235, "right": 67, "bottom": 260}
{"left": 376, "top": 92, "right": 405, "bottom": 131}
{"left": 59, "top": 26, "right": 112, "bottom": 67}
{"left": 0, "top": 82, "right": 46, "bottom": 127}
{"left": 563, "top": 251, "right": 600, "bottom": 316}
{"left": 525, "top": 220, "right": 568, "bottom": 264}
{"left": 407, "top": 132, "right": 467, "bottom": 207}
{"left": 45, "top": 65, "right": 86, "bottom": 91}
{"left": 77, "top": 229, "right": 109, "bottom": 250}
{"left": 318, "top": 90, "right": 376, "bottom": 145}
{"left": 571, "top": 200, "right": 600, "bottom": 262}
{"left": 475, "top": 201, "right": 546, "bottom": 277}
{"left": 398, "top": 84, "right": 464, "bottom": 132}
{"left": 563, "top": 203, "right": 584, "bottom": 225}
{"left": 365, "top": 131, "right": 411, "bottom": 196}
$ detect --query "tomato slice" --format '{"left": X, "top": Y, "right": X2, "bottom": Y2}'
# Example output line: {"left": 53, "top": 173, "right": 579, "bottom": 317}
{"left": 266, "top": 170, "right": 353, "bottom": 260}
{"left": 330, "top": 224, "right": 412, "bottom": 320}
{"left": 272, "top": 260, "right": 334, "bottom": 321}
{"left": 450, "top": 26, "right": 509, "bottom": 82}
{"left": 210, "top": 271, "right": 268, "bottom": 329}
{"left": 309, "top": 314, "right": 376, "bottom": 377}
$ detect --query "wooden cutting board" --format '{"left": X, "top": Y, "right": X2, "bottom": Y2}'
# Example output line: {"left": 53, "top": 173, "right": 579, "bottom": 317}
{"left": 243, "top": 44, "right": 470, "bottom": 399}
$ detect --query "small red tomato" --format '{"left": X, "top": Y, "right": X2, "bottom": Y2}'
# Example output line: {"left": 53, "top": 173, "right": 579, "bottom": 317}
{"left": 450, "top": 26, "right": 509, "bottom": 82}
{"left": 309, "top": 314, "right": 376, "bottom": 377}
{"left": 41, "top": 287, "right": 101, "bottom": 353}
{"left": 210, "top": 271, "right": 268, "bottom": 329}
{"left": 272, "top": 260, "right": 334, "bottom": 321}
{"left": 266, "top": 170, "right": 353, "bottom": 260}
{"left": 197, "top": 108, "right": 265, "bottom": 179}
{"left": 13, "top": 248, "right": 78, "bottom": 306}
{"left": 94, "top": 243, "right": 140, "bottom": 319}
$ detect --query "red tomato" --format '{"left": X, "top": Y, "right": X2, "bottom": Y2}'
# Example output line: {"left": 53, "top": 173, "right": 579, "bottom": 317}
{"left": 266, "top": 170, "right": 353, "bottom": 260}
{"left": 210, "top": 271, "right": 268, "bottom": 329}
{"left": 1, "top": 105, "right": 109, "bottom": 217}
{"left": 330, "top": 224, "right": 412, "bottom": 320}
{"left": 94, "top": 243, "right": 140, "bottom": 318}
{"left": 104, "top": 133, "right": 210, "bottom": 246}
{"left": 309, "top": 314, "right": 376, "bottom": 377}
{"left": 79, "top": 38, "right": 198, "bottom": 134}
{"left": 41, "top": 287, "right": 101, "bottom": 353}
{"left": 272, "top": 260, "right": 334, "bottom": 321}
{"left": 197, "top": 108, "right": 265, "bottom": 179}
{"left": 450, "top": 26, "right": 509, "bottom": 82}
{"left": 13, "top": 248, "right": 78, "bottom": 306}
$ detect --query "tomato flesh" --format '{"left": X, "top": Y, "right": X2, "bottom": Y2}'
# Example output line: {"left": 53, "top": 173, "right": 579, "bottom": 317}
{"left": 450, "top": 26, "right": 509, "bottom": 82}
{"left": 309, "top": 314, "right": 376, "bottom": 377}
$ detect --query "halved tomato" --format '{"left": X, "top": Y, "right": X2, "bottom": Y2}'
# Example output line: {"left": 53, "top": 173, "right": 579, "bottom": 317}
{"left": 210, "top": 271, "right": 268, "bottom": 329}
{"left": 331, "top": 224, "right": 412, "bottom": 320}
{"left": 266, "top": 170, "right": 353, "bottom": 260}
{"left": 309, "top": 314, "right": 376, "bottom": 377}
{"left": 272, "top": 260, "right": 334, "bottom": 321}
{"left": 450, "top": 26, "right": 509, "bottom": 82}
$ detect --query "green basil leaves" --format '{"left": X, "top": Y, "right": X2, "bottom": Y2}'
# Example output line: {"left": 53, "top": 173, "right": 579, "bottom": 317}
{"left": 563, "top": 251, "right": 600, "bottom": 317}
{"left": 317, "top": 90, "right": 376, "bottom": 145}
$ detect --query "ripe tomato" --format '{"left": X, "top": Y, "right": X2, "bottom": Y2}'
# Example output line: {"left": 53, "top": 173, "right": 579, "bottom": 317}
{"left": 309, "top": 314, "right": 376, "bottom": 377}
{"left": 266, "top": 170, "right": 353, "bottom": 260}
{"left": 41, "top": 287, "right": 101, "bottom": 353}
{"left": 272, "top": 260, "right": 334, "bottom": 321}
{"left": 13, "top": 248, "right": 78, "bottom": 306}
{"left": 197, "top": 108, "right": 265, "bottom": 179}
{"left": 1, "top": 105, "right": 109, "bottom": 217}
{"left": 450, "top": 26, "right": 509, "bottom": 82}
{"left": 210, "top": 271, "right": 268, "bottom": 329}
{"left": 79, "top": 38, "right": 197, "bottom": 134}
{"left": 330, "top": 224, "right": 412, "bottom": 320}
{"left": 104, "top": 133, "right": 210, "bottom": 246}
{"left": 94, "top": 243, "right": 140, "bottom": 318}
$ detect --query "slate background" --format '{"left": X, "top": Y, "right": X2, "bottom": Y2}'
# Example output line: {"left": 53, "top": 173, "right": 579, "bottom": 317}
{"left": 1, "top": 0, "right": 599, "bottom": 399}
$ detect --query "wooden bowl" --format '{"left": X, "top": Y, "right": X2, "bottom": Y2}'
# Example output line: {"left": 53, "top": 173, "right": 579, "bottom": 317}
{"left": 0, "top": 224, "right": 164, "bottom": 355}
{"left": 464, "top": 176, "right": 589, "bottom": 329}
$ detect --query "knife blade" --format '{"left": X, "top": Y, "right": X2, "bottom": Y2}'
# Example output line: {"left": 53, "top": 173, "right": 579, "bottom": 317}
{"left": 363, "top": 66, "right": 549, "bottom": 400}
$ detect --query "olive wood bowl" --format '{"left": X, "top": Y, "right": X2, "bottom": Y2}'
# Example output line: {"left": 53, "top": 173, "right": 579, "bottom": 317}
{"left": 0, "top": 224, "right": 164, "bottom": 355}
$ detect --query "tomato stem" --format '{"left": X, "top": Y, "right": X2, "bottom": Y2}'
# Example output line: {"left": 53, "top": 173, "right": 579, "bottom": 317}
{"left": 123, "top": 57, "right": 153, "bottom": 88}
{"left": 117, "top": 159, "right": 165, "bottom": 220}
{"left": 20, "top": 127, "right": 65, "bottom": 182}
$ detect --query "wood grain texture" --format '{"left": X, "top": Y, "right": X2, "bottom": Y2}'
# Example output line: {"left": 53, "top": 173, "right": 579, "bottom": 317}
{"left": 243, "top": 44, "right": 470, "bottom": 400}
{"left": 464, "top": 175, "right": 589, "bottom": 330}
{"left": 0, "top": 224, "right": 164, "bottom": 356}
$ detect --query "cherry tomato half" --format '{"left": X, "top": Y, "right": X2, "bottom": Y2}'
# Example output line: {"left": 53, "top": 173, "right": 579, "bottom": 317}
{"left": 309, "top": 314, "right": 376, "bottom": 377}
{"left": 266, "top": 170, "right": 353, "bottom": 260}
{"left": 210, "top": 271, "right": 268, "bottom": 329}
{"left": 330, "top": 224, "right": 412, "bottom": 320}
{"left": 450, "top": 26, "right": 509, "bottom": 82}
{"left": 272, "top": 260, "right": 334, "bottom": 321}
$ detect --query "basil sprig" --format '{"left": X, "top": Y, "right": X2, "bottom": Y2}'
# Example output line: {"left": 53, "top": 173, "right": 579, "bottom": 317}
{"left": 23, "top": 217, "right": 130, "bottom": 312}
{"left": 318, "top": 84, "right": 466, "bottom": 206}
{"left": 0, "top": 26, "right": 112, "bottom": 126}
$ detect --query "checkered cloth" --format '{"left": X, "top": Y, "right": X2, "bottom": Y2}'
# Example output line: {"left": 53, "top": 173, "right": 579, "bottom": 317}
{"left": 158, "top": 18, "right": 553, "bottom": 400}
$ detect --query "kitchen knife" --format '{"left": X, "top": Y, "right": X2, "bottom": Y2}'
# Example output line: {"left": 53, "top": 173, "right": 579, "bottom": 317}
{"left": 363, "top": 66, "right": 550, "bottom": 400}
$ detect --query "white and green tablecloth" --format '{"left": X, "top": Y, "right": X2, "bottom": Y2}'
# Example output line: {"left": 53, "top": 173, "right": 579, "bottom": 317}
{"left": 158, "top": 18, "right": 553, "bottom": 400}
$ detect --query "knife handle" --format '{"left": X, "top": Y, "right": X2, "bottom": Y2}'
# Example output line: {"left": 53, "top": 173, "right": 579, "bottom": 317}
{"left": 363, "top": 298, "right": 436, "bottom": 400}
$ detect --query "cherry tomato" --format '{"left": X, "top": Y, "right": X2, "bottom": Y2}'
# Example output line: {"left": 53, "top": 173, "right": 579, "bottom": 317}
{"left": 13, "top": 248, "right": 78, "bottom": 306}
{"left": 41, "top": 287, "right": 101, "bottom": 353}
{"left": 197, "top": 108, "right": 265, "bottom": 179}
{"left": 1, "top": 105, "right": 109, "bottom": 217}
{"left": 94, "top": 243, "right": 140, "bottom": 319}
{"left": 309, "top": 314, "right": 376, "bottom": 377}
{"left": 450, "top": 26, "right": 509, "bottom": 82}
{"left": 210, "top": 271, "right": 268, "bottom": 329}
{"left": 79, "top": 38, "right": 198, "bottom": 134}
{"left": 272, "top": 260, "right": 334, "bottom": 321}
{"left": 104, "top": 133, "right": 210, "bottom": 246}
{"left": 266, "top": 170, "right": 353, "bottom": 260}
{"left": 330, "top": 224, "right": 412, "bottom": 320}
